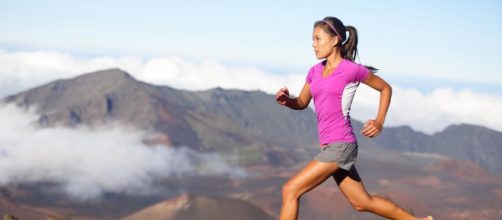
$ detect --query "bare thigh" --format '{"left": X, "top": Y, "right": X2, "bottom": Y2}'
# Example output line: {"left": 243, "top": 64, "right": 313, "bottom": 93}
{"left": 284, "top": 159, "right": 341, "bottom": 197}
{"left": 332, "top": 166, "right": 372, "bottom": 205}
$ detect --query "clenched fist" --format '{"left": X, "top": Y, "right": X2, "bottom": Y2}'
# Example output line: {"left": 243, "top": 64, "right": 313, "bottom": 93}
{"left": 275, "top": 87, "right": 290, "bottom": 106}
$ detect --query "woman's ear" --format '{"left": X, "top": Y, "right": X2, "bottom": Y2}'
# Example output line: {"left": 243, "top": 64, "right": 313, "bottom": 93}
{"left": 331, "top": 36, "right": 340, "bottom": 47}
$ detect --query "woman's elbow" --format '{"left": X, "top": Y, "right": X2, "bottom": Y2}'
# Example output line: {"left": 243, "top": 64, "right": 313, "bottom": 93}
{"left": 382, "top": 83, "right": 392, "bottom": 98}
{"left": 300, "top": 101, "right": 311, "bottom": 110}
{"left": 386, "top": 83, "right": 392, "bottom": 93}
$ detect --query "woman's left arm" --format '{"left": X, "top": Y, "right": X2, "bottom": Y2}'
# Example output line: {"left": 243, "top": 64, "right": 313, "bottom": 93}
{"left": 361, "top": 72, "right": 392, "bottom": 138}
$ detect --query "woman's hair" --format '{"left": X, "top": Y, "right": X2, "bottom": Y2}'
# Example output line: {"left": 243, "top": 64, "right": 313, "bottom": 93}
{"left": 314, "top": 16, "right": 378, "bottom": 72}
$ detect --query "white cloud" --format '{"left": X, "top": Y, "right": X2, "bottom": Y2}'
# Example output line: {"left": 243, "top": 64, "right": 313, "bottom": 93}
{"left": 0, "top": 103, "right": 246, "bottom": 201}
{"left": 0, "top": 49, "right": 305, "bottom": 97}
{"left": 0, "top": 50, "right": 144, "bottom": 97}
{"left": 352, "top": 85, "right": 502, "bottom": 134}
{"left": 135, "top": 57, "right": 305, "bottom": 93}
{"left": 1, "top": 49, "right": 501, "bottom": 134}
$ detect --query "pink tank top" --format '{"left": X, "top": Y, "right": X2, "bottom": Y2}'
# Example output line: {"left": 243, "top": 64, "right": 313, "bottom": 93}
{"left": 306, "top": 59, "right": 370, "bottom": 145}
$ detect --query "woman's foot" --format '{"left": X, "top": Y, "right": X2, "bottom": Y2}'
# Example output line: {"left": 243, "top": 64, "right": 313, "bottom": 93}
{"left": 417, "top": 216, "right": 433, "bottom": 220}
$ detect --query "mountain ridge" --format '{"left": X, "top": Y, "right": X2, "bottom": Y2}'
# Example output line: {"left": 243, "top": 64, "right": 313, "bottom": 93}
{"left": 2, "top": 68, "right": 501, "bottom": 171}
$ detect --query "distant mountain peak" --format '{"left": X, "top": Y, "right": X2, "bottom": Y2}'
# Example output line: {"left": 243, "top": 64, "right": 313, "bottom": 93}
{"left": 121, "top": 193, "right": 276, "bottom": 220}
{"left": 73, "top": 68, "right": 136, "bottom": 83}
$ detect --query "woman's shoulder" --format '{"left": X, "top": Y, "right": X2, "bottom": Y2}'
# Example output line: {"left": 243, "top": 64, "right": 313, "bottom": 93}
{"left": 341, "top": 59, "right": 370, "bottom": 81}
{"left": 309, "top": 60, "right": 325, "bottom": 70}
{"left": 340, "top": 59, "right": 369, "bottom": 73}
{"left": 306, "top": 61, "right": 325, "bottom": 83}
{"left": 306, "top": 61, "right": 325, "bottom": 76}
{"left": 341, "top": 59, "right": 360, "bottom": 68}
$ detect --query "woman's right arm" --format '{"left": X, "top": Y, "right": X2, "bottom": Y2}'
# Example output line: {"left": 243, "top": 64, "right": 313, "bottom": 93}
{"left": 275, "top": 82, "right": 312, "bottom": 110}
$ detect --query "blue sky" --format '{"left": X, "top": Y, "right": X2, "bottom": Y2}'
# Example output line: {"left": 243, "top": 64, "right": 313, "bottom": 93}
{"left": 1, "top": 0, "right": 501, "bottom": 92}
{"left": 0, "top": 1, "right": 501, "bottom": 133}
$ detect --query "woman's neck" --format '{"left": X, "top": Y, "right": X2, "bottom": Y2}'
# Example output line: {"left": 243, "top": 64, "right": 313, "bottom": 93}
{"left": 324, "top": 51, "right": 343, "bottom": 69}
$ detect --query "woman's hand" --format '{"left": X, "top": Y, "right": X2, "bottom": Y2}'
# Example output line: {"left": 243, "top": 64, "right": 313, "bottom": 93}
{"left": 362, "top": 119, "right": 383, "bottom": 138}
{"left": 275, "top": 87, "right": 290, "bottom": 106}
{"left": 362, "top": 73, "right": 391, "bottom": 138}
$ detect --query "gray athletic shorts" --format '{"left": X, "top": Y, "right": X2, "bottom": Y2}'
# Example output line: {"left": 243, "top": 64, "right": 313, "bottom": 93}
{"left": 314, "top": 142, "right": 358, "bottom": 171}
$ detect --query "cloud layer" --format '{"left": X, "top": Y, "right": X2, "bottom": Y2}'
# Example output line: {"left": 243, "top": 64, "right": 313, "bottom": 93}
{"left": 1, "top": 49, "right": 501, "bottom": 134}
{"left": 0, "top": 103, "right": 246, "bottom": 201}
{"left": 0, "top": 49, "right": 305, "bottom": 97}
{"left": 352, "top": 85, "right": 502, "bottom": 134}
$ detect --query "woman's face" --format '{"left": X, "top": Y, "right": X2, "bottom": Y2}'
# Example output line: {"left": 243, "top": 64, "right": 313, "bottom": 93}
{"left": 312, "top": 26, "right": 338, "bottom": 59}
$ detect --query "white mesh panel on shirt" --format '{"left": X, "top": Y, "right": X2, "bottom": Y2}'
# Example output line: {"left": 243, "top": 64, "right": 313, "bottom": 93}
{"left": 341, "top": 81, "right": 360, "bottom": 120}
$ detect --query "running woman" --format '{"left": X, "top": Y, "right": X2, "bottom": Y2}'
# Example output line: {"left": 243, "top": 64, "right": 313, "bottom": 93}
{"left": 275, "top": 16, "right": 433, "bottom": 220}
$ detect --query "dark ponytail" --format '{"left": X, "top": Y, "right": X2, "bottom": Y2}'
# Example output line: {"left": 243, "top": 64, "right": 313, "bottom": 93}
{"left": 315, "top": 17, "right": 378, "bottom": 72}
{"left": 341, "top": 26, "right": 357, "bottom": 62}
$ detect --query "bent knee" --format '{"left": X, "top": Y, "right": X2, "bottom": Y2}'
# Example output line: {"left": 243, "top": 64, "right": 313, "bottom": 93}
{"left": 281, "top": 182, "right": 302, "bottom": 200}
{"left": 350, "top": 200, "right": 372, "bottom": 212}
{"left": 352, "top": 204, "right": 369, "bottom": 212}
